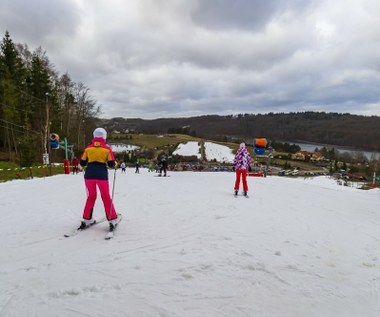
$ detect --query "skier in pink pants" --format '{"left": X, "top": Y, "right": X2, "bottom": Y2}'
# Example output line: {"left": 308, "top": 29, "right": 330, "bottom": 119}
{"left": 78, "top": 128, "right": 119, "bottom": 231}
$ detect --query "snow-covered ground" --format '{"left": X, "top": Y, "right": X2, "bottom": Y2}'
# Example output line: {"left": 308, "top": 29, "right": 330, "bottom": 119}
{"left": 173, "top": 141, "right": 235, "bottom": 162}
{"left": 204, "top": 142, "right": 235, "bottom": 163}
{"left": 110, "top": 144, "right": 140, "bottom": 153}
{"left": 173, "top": 141, "right": 202, "bottom": 159}
{"left": 0, "top": 170, "right": 379, "bottom": 317}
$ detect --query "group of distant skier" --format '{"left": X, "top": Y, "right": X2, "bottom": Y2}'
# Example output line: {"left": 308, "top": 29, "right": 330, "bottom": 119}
{"left": 116, "top": 154, "right": 168, "bottom": 176}
{"left": 75, "top": 127, "right": 252, "bottom": 234}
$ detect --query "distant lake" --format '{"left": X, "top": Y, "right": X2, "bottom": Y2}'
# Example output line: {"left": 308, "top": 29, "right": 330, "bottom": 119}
{"left": 293, "top": 142, "right": 380, "bottom": 160}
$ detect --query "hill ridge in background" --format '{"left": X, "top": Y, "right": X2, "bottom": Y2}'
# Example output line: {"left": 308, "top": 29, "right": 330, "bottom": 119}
{"left": 100, "top": 112, "right": 380, "bottom": 151}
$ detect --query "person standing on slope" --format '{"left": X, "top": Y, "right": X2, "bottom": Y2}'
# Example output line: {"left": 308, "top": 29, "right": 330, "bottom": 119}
{"left": 135, "top": 160, "right": 140, "bottom": 173}
{"left": 72, "top": 156, "right": 79, "bottom": 174}
{"left": 233, "top": 142, "right": 252, "bottom": 197}
{"left": 158, "top": 153, "right": 168, "bottom": 176}
{"left": 78, "top": 128, "right": 119, "bottom": 231}
{"left": 120, "top": 161, "right": 126, "bottom": 173}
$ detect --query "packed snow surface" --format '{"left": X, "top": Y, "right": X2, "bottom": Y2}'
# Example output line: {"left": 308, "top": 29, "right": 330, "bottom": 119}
{"left": 173, "top": 141, "right": 202, "bottom": 158}
{"left": 110, "top": 144, "right": 140, "bottom": 153}
{"left": 204, "top": 142, "right": 235, "bottom": 163}
{"left": 173, "top": 141, "right": 235, "bottom": 162}
{"left": 0, "top": 170, "right": 380, "bottom": 317}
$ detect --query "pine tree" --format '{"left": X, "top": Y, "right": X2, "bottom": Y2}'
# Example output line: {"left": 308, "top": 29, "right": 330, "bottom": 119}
{"left": 0, "top": 31, "right": 28, "bottom": 160}
{"left": 0, "top": 31, "right": 101, "bottom": 166}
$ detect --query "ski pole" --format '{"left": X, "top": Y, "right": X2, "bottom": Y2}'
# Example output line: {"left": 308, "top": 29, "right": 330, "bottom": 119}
{"left": 111, "top": 167, "right": 117, "bottom": 201}
{"left": 82, "top": 167, "right": 89, "bottom": 197}
{"left": 108, "top": 168, "right": 117, "bottom": 220}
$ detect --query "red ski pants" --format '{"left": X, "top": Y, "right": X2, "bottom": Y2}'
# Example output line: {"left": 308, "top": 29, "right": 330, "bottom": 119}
{"left": 83, "top": 179, "right": 117, "bottom": 221}
{"left": 234, "top": 169, "right": 248, "bottom": 192}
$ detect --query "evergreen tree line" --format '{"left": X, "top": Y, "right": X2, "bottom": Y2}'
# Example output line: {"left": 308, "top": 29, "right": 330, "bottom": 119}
{"left": 0, "top": 31, "right": 100, "bottom": 166}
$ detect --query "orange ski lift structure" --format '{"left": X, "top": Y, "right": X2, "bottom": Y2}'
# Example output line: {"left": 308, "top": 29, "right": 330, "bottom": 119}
{"left": 249, "top": 138, "right": 272, "bottom": 177}
{"left": 253, "top": 138, "right": 268, "bottom": 155}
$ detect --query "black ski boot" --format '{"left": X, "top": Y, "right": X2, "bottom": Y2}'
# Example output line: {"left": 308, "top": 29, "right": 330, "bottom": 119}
{"left": 109, "top": 222, "right": 116, "bottom": 232}
{"left": 78, "top": 221, "right": 87, "bottom": 230}
{"left": 77, "top": 219, "right": 96, "bottom": 230}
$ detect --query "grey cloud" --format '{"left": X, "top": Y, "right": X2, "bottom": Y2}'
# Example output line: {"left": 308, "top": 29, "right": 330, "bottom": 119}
{"left": 191, "top": 0, "right": 314, "bottom": 31}
{"left": 1, "top": 0, "right": 380, "bottom": 119}
{"left": 0, "top": 0, "right": 80, "bottom": 45}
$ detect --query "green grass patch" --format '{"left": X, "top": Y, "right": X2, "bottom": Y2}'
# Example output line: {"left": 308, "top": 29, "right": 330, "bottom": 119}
{"left": 0, "top": 164, "right": 66, "bottom": 182}
{"left": 0, "top": 161, "right": 18, "bottom": 169}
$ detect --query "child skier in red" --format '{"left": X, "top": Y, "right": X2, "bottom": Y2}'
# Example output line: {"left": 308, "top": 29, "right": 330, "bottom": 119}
{"left": 79, "top": 128, "right": 119, "bottom": 231}
{"left": 233, "top": 142, "right": 252, "bottom": 197}
{"left": 72, "top": 156, "right": 79, "bottom": 174}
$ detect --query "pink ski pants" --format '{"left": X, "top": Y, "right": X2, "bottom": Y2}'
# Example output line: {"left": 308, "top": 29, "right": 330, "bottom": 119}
{"left": 83, "top": 179, "right": 117, "bottom": 220}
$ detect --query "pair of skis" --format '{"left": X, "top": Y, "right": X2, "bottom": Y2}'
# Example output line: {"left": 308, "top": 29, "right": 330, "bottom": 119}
{"left": 64, "top": 214, "right": 122, "bottom": 240}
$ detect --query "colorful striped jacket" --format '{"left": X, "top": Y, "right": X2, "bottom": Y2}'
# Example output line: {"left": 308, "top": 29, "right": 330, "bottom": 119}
{"left": 80, "top": 138, "right": 116, "bottom": 180}
{"left": 233, "top": 147, "right": 252, "bottom": 170}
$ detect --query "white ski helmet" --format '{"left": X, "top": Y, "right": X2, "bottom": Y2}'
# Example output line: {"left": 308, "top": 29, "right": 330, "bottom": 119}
{"left": 93, "top": 127, "right": 107, "bottom": 139}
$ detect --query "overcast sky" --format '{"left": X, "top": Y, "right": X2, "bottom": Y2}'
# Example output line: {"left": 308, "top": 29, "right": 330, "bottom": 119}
{"left": 1, "top": 0, "right": 380, "bottom": 119}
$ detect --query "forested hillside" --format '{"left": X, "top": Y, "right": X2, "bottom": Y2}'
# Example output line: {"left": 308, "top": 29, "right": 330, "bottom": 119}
{"left": 101, "top": 112, "right": 380, "bottom": 151}
{"left": 0, "top": 31, "right": 99, "bottom": 164}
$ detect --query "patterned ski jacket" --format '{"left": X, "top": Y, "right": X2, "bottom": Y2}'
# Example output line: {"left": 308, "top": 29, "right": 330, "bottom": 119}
{"left": 233, "top": 147, "right": 252, "bottom": 170}
{"left": 80, "top": 137, "right": 116, "bottom": 180}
